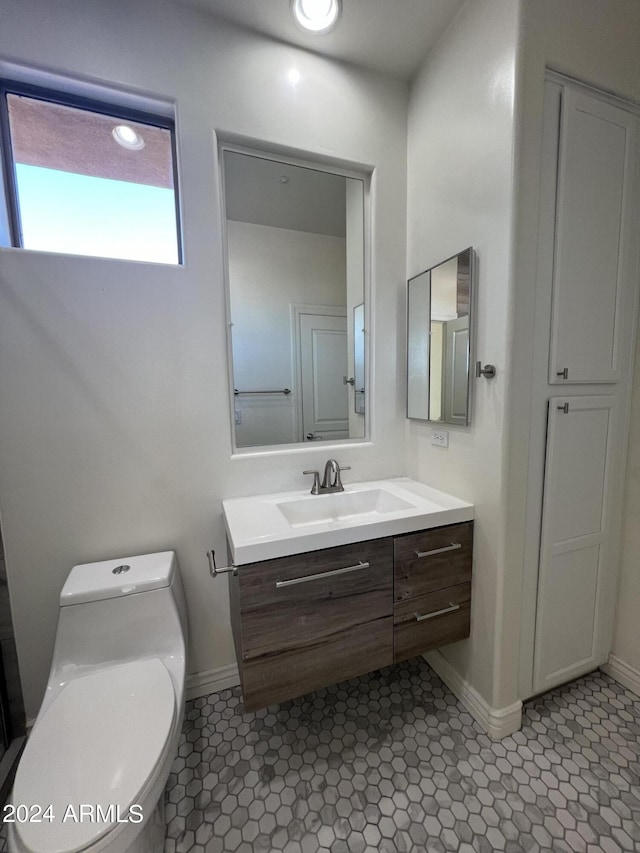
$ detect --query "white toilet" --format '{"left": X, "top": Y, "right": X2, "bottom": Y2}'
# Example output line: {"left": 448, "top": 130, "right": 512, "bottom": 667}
{"left": 8, "top": 551, "right": 188, "bottom": 853}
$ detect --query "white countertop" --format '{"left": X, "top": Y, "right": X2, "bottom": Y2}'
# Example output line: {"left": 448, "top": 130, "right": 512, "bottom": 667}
{"left": 223, "top": 477, "right": 474, "bottom": 565}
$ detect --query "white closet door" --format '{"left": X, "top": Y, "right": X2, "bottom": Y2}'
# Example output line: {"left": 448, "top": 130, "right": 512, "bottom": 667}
{"left": 533, "top": 396, "right": 616, "bottom": 693}
{"left": 549, "top": 87, "right": 636, "bottom": 384}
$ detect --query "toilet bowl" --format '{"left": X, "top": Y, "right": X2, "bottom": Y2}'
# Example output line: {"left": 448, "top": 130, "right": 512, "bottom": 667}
{"left": 8, "top": 551, "right": 188, "bottom": 853}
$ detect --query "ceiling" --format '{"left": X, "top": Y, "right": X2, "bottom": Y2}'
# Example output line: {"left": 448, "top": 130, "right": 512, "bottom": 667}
{"left": 8, "top": 94, "right": 173, "bottom": 187}
{"left": 224, "top": 151, "right": 347, "bottom": 237}
{"left": 174, "top": 0, "right": 467, "bottom": 82}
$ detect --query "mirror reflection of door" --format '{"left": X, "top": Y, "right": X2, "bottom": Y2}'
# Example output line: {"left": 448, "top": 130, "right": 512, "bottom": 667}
{"left": 222, "top": 149, "right": 366, "bottom": 449}
{"left": 297, "top": 308, "right": 349, "bottom": 442}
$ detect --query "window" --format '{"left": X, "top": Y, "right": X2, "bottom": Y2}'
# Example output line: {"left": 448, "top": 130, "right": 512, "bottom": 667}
{"left": 0, "top": 81, "right": 182, "bottom": 264}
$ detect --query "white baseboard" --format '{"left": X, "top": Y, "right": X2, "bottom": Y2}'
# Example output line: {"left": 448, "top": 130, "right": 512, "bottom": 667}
{"left": 602, "top": 653, "right": 640, "bottom": 699}
{"left": 186, "top": 662, "right": 240, "bottom": 700}
{"left": 424, "top": 650, "right": 522, "bottom": 740}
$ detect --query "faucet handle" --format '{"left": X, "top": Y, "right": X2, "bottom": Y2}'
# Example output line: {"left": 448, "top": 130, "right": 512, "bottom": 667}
{"left": 334, "top": 463, "right": 350, "bottom": 490}
{"left": 303, "top": 470, "right": 321, "bottom": 495}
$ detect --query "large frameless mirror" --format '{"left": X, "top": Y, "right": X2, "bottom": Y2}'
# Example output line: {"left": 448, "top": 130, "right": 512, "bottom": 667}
{"left": 407, "top": 248, "right": 473, "bottom": 425}
{"left": 222, "top": 148, "right": 367, "bottom": 449}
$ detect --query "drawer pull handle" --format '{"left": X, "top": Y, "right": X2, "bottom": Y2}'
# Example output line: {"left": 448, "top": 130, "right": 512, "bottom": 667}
{"left": 414, "top": 542, "right": 462, "bottom": 558}
{"left": 415, "top": 602, "right": 460, "bottom": 621}
{"left": 275, "top": 560, "right": 370, "bottom": 588}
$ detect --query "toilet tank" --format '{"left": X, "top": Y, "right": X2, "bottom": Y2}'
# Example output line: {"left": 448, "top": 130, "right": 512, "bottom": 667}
{"left": 61, "top": 551, "right": 177, "bottom": 606}
{"left": 49, "top": 551, "right": 188, "bottom": 683}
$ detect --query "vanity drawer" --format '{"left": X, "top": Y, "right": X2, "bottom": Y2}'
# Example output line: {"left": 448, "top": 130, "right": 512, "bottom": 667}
{"left": 237, "top": 538, "right": 393, "bottom": 661}
{"left": 394, "top": 521, "right": 473, "bottom": 601}
{"left": 394, "top": 582, "right": 471, "bottom": 663}
{"left": 242, "top": 616, "right": 393, "bottom": 709}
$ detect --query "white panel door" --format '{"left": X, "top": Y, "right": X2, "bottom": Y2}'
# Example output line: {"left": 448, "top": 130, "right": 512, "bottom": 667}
{"left": 549, "top": 87, "right": 636, "bottom": 384}
{"left": 533, "top": 396, "right": 616, "bottom": 692}
{"left": 300, "top": 313, "right": 349, "bottom": 441}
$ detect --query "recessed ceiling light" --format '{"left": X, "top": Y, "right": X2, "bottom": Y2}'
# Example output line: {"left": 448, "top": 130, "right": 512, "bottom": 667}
{"left": 291, "top": 0, "right": 342, "bottom": 34}
{"left": 112, "top": 124, "right": 145, "bottom": 150}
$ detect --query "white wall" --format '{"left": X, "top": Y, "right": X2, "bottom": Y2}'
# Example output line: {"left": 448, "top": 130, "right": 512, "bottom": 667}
{"left": 429, "top": 323, "right": 444, "bottom": 423}
{"left": 228, "top": 221, "right": 346, "bottom": 447}
{"left": 507, "top": 0, "right": 640, "bottom": 700}
{"left": 405, "top": 0, "right": 519, "bottom": 710}
{"left": 0, "top": 0, "right": 408, "bottom": 719}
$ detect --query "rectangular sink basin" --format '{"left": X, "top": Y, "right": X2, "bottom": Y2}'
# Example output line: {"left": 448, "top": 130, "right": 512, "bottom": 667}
{"left": 223, "top": 477, "right": 474, "bottom": 565}
{"left": 277, "top": 488, "right": 415, "bottom": 527}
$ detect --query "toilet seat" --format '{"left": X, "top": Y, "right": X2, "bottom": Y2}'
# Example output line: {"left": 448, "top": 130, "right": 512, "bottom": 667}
{"left": 12, "top": 659, "right": 175, "bottom": 853}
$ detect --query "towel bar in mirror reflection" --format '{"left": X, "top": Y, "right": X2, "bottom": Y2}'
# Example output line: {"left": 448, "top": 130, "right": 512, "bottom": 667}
{"left": 234, "top": 388, "right": 291, "bottom": 396}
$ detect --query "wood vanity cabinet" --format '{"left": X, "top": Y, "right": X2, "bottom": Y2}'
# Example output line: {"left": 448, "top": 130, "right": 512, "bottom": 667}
{"left": 230, "top": 521, "right": 473, "bottom": 711}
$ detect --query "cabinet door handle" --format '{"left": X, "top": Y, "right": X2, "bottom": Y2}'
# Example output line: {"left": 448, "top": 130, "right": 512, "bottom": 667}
{"left": 414, "top": 542, "right": 462, "bottom": 558}
{"left": 415, "top": 602, "right": 460, "bottom": 621}
{"left": 275, "top": 560, "right": 370, "bottom": 588}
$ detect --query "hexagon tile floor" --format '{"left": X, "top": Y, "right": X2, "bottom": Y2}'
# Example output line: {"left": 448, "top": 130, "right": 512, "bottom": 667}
{"left": 163, "top": 658, "right": 640, "bottom": 853}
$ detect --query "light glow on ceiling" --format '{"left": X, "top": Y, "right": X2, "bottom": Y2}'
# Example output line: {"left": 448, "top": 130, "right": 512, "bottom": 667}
{"left": 112, "top": 124, "right": 145, "bottom": 150}
{"left": 291, "top": 0, "right": 341, "bottom": 34}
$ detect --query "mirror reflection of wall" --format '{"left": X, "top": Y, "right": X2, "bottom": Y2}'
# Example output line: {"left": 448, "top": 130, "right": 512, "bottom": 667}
{"left": 222, "top": 150, "right": 366, "bottom": 449}
{"left": 407, "top": 248, "right": 473, "bottom": 426}
{"left": 406, "top": 271, "right": 430, "bottom": 420}
{"left": 353, "top": 303, "right": 365, "bottom": 416}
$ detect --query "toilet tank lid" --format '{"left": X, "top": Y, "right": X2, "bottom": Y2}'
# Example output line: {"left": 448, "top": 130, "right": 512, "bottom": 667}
{"left": 61, "top": 551, "right": 177, "bottom": 606}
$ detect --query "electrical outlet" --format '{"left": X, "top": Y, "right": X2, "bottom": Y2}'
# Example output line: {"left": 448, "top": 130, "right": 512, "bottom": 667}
{"left": 235, "top": 410, "right": 242, "bottom": 425}
{"left": 431, "top": 429, "right": 449, "bottom": 448}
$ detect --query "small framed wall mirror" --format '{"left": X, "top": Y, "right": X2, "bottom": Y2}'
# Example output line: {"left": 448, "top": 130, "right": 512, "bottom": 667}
{"left": 407, "top": 248, "right": 473, "bottom": 426}
{"left": 221, "top": 146, "right": 368, "bottom": 449}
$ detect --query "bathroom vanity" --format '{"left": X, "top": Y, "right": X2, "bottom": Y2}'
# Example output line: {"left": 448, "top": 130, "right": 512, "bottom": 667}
{"left": 222, "top": 479, "right": 473, "bottom": 711}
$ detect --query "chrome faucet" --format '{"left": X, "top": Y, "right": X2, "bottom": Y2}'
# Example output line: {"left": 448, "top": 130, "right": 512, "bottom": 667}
{"left": 303, "top": 459, "right": 351, "bottom": 494}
